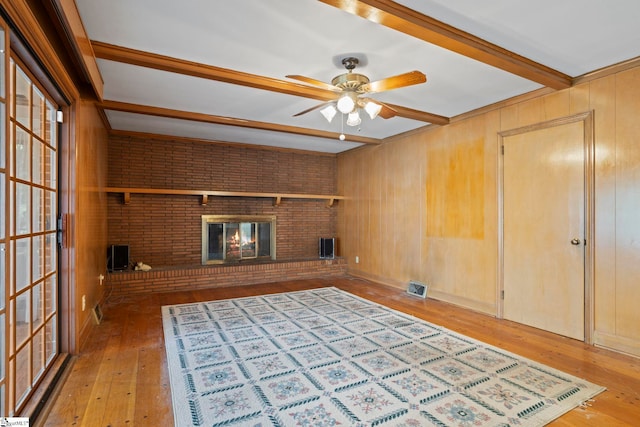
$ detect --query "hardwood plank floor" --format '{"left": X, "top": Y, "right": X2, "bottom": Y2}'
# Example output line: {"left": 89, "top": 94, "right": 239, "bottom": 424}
{"left": 40, "top": 277, "right": 640, "bottom": 426}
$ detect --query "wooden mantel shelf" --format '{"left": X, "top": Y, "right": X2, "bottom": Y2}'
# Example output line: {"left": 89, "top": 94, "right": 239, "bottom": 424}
{"left": 105, "top": 187, "right": 345, "bottom": 207}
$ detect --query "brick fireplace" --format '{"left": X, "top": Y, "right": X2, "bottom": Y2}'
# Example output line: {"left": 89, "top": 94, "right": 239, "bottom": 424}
{"left": 105, "top": 135, "right": 343, "bottom": 295}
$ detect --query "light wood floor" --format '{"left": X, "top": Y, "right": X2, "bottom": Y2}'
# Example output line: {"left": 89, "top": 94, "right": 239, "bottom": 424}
{"left": 41, "top": 277, "right": 640, "bottom": 426}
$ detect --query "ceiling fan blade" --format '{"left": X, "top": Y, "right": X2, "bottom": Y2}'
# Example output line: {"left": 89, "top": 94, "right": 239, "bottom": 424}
{"left": 359, "top": 97, "right": 449, "bottom": 124}
{"left": 292, "top": 101, "right": 330, "bottom": 117}
{"left": 361, "top": 70, "right": 426, "bottom": 93}
{"left": 377, "top": 103, "right": 397, "bottom": 119}
{"left": 286, "top": 75, "right": 343, "bottom": 92}
{"left": 385, "top": 103, "right": 450, "bottom": 125}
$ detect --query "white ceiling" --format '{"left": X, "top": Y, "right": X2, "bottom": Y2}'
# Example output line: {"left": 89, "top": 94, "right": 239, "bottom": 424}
{"left": 72, "top": 0, "right": 640, "bottom": 153}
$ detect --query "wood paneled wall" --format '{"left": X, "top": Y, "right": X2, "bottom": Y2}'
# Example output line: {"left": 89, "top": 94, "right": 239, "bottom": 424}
{"left": 75, "top": 100, "right": 109, "bottom": 350}
{"left": 337, "top": 65, "right": 640, "bottom": 357}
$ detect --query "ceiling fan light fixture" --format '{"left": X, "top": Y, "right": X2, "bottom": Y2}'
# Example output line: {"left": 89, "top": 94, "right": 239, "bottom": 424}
{"left": 336, "top": 93, "right": 356, "bottom": 114}
{"left": 289, "top": 57, "right": 427, "bottom": 136}
{"left": 346, "top": 110, "right": 361, "bottom": 127}
{"left": 320, "top": 104, "right": 337, "bottom": 123}
{"left": 364, "top": 101, "right": 382, "bottom": 120}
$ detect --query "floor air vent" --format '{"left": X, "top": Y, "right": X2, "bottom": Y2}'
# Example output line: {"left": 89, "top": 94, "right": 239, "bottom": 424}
{"left": 407, "top": 281, "right": 428, "bottom": 298}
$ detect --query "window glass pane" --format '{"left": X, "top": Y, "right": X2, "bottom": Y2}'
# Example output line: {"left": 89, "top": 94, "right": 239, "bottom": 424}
{"left": 16, "top": 290, "right": 30, "bottom": 346}
{"left": 32, "top": 86, "right": 44, "bottom": 138}
{"left": 0, "top": 243, "right": 4, "bottom": 309}
{"left": 15, "top": 238, "right": 30, "bottom": 291}
{"left": 8, "top": 299, "right": 13, "bottom": 355}
{"left": 9, "top": 180, "right": 13, "bottom": 235}
{"left": 32, "top": 235, "right": 42, "bottom": 283}
{"left": 9, "top": 59, "right": 13, "bottom": 116}
{"left": 33, "top": 282, "right": 43, "bottom": 330}
{"left": 45, "top": 233, "right": 56, "bottom": 275}
{"left": 9, "top": 239, "right": 13, "bottom": 295}
{"left": 0, "top": 104, "right": 5, "bottom": 168}
{"left": 15, "top": 68, "right": 30, "bottom": 128}
{"left": 15, "top": 343, "right": 30, "bottom": 406}
{"left": 45, "top": 316, "right": 56, "bottom": 363}
{"left": 0, "top": 28, "right": 4, "bottom": 97}
{"left": 46, "top": 101, "right": 56, "bottom": 149}
{"left": 0, "top": 173, "right": 4, "bottom": 239}
{"left": 33, "top": 329, "right": 44, "bottom": 384}
{"left": 15, "top": 127, "right": 29, "bottom": 180}
{"left": 32, "top": 139, "right": 42, "bottom": 185}
{"left": 45, "top": 274, "right": 56, "bottom": 317}
{"left": 16, "top": 182, "right": 29, "bottom": 234}
{"left": 47, "top": 147, "right": 56, "bottom": 189}
{"left": 32, "top": 187, "right": 43, "bottom": 232}
{"left": 45, "top": 190, "right": 55, "bottom": 231}
{"left": 0, "top": 314, "right": 4, "bottom": 378}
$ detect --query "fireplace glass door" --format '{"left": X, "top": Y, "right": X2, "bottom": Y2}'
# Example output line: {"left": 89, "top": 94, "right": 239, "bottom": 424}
{"left": 224, "top": 222, "right": 256, "bottom": 260}
{"left": 202, "top": 216, "right": 275, "bottom": 264}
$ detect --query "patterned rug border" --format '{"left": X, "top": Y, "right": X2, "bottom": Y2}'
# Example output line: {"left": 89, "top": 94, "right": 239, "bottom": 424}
{"left": 162, "top": 286, "right": 605, "bottom": 426}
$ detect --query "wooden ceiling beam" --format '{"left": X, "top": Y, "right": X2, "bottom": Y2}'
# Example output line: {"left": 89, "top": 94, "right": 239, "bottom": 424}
{"left": 51, "top": 0, "right": 104, "bottom": 100}
{"left": 319, "top": 0, "right": 572, "bottom": 90}
{"left": 99, "top": 100, "right": 382, "bottom": 145}
{"left": 92, "top": 41, "right": 445, "bottom": 124}
{"left": 92, "top": 41, "right": 336, "bottom": 101}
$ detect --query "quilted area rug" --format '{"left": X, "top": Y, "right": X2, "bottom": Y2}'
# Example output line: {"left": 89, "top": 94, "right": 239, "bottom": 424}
{"left": 162, "top": 287, "right": 605, "bottom": 426}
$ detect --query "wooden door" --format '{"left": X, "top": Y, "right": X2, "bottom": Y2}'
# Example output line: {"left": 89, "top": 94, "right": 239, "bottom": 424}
{"left": 502, "top": 120, "right": 585, "bottom": 340}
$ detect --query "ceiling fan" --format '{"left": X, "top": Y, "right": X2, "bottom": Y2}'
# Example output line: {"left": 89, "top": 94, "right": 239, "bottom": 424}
{"left": 286, "top": 57, "right": 427, "bottom": 128}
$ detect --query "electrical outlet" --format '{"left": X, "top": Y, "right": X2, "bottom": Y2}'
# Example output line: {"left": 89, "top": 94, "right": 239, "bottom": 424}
{"left": 355, "top": 256, "right": 359, "bottom": 264}
{"left": 82, "top": 295, "right": 86, "bottom": 312}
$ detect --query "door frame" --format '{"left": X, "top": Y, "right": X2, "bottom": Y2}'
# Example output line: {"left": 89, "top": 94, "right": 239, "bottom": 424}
{"left": 497, "top": 111, "right": 595, "bottom": 343}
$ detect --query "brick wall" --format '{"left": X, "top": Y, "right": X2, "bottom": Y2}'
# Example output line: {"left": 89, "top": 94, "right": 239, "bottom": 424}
{"left": 107, "top": 135, "right": 339, "bottom": 268}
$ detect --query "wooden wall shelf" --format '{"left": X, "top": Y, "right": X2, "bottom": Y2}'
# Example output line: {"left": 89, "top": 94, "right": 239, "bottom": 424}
{"left": 105, "top": 187, "right": 345, "bottom": 207}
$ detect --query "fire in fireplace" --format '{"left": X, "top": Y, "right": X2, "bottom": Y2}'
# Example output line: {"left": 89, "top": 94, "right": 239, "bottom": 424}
{"left": 201, "top": 215, "right": 276, "bottom": 264}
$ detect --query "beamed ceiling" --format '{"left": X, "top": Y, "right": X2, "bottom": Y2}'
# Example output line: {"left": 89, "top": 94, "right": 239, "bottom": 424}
{"left": 55, "top": 0, "right": 640, "bottom": 153}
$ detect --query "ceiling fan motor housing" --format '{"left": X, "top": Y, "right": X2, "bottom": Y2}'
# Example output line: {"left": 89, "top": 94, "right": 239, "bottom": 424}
{"left": 332, "top": 56, "right": 370, "bottom": 92}
{"left": 331, "top": 73, "right": 370, "bottom": 92}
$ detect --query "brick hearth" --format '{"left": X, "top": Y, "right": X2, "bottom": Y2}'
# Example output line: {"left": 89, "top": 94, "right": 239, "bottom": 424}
{"left": 105, "top": 258, "right": 347, "bottom": 297}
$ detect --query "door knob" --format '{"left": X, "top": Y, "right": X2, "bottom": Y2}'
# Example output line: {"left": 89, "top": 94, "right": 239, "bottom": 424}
{"left": 570, "top": 238, "right": 581, "bottom": 245}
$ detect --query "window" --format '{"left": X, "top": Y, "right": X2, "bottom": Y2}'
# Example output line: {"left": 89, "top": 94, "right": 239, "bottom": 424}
{"left": 0, "top": 44, "right": 59, "bottom": 416}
